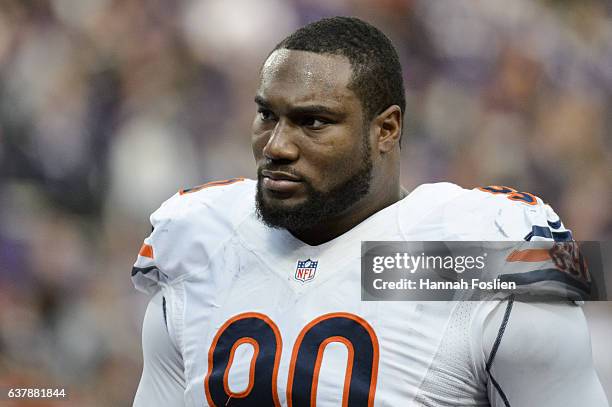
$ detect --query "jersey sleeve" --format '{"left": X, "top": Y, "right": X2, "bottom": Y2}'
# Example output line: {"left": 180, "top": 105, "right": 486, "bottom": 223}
{"left": 131, "top": 191, "right": 183, "bottom": 295}
{"left": 131, "top": 178, "right": 255, "bottom": 294}
{"left": 474, "top": 186, "right": 573, "bottom": 242}
{"left": 133, "top": 291, "right": 185, "bottom": 407}
{"left": 472, "top": 186, "right": 591, "bottom": 300}
{"left": 482, "top": 300, "right": 608, "bottom": 407}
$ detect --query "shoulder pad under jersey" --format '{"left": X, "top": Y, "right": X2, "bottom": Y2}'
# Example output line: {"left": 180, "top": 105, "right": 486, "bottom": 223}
{"left": 470, "top": 186, "right": 590, "bottom": 300}
{"left": 131, "top": 178, "right": 255, "bottom": 294}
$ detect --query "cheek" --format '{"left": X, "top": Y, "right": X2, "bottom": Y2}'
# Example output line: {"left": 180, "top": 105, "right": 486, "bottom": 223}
{"left": 251, "top": 130, "right": 268, "bottom": 161}
{"left": 304, "top": 140, "right": 362, "bottom": 188}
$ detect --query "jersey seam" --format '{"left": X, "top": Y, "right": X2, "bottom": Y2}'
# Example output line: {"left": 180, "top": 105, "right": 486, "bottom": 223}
{"left": 488, "top": 371, "right": 512, "bottom": 407}
{"left": 486, "top": 295, "right": 514, "bottom": 370}
{"left": 486, "top": 295, "right": 515, "bottom": 407}
{"left": 159, "top": 283, "right": 185, "bottom": 356}
{"left": 468, "top": 301, "right": 491, "bottom": 394}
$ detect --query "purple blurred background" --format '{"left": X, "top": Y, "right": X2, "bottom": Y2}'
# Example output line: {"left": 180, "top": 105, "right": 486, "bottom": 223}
{"left": 0, "top": 0, "right": 610, "bottom": 405}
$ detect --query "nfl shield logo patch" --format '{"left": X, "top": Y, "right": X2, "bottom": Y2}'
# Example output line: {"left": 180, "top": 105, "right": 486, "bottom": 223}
{"left": 295, "top": 259, "right": 318, "bottom": 283}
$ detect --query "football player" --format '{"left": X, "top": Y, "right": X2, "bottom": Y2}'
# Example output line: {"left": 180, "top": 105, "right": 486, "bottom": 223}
{"left": 132, "top": 17, "right": 608, "bottom": 406}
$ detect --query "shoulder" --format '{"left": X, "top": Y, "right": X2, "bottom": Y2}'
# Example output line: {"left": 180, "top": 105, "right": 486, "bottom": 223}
{"left": 400, "top": 183, "right": 589, "bottom": 299}
{"left": 465, "top": 185, "right": 572, "bottom": 241}
{"left": 410, "top": 183, "right": 571, "bottom": 241}
{"left": 456, "top": 186, "right": 589, "bottom": 298}
{"left": 403, "top": 182, "right": 467, "bottom": 200}
{"left": 436, "top": 185, "right": 572, "bottom": 241}
{"left": 151, "top": 177, "right": 255, "bottom": 237}
{"left": 398, "top": 182, "right": 468, "bottom": 236}
{"left": 152, "top": 177, "right": 255, "bottom": 226}
{"left": 132, "top": 178, "right": 255, "bottom": 292}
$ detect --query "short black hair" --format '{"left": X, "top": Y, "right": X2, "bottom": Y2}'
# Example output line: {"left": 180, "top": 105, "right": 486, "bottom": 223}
{"left": 274, "top": 16, "right": 405, "bottom": 125}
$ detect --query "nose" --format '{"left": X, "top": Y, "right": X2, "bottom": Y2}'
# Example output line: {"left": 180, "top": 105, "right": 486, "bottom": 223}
{"left": 262, "top": 119, "right": 299, "bottom": 163}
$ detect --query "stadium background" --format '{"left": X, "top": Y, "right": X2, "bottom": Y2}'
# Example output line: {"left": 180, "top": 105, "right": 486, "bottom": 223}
{"left": 0, "top": 0, "right": 610, "bottom": 405}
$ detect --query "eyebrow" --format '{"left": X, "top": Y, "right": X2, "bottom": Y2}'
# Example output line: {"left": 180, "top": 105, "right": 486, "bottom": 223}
{"left": 254, "top": 95, "right": 270, "bottom": 108}
{"left": 254, "top": 95, "right": 345, "bottom": 118}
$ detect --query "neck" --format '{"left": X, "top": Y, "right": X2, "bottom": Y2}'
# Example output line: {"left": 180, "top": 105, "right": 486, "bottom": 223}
{"left": 289, "top": 184, "right": 405, "bottom": 246}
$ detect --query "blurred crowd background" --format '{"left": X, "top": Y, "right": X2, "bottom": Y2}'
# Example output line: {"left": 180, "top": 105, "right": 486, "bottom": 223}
{"left": 0, "top": 0, "right": 610, "bottom": 405}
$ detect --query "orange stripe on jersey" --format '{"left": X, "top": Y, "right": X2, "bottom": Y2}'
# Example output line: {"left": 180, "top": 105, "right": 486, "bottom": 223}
{"left": 138, "top": 243, "right": 154, "bottom": 259}
{"left": 179, "top": 177, "right": 245, "bottom": 195}
{"left": 506, "top": 249, "right": 550, "bottom": 262}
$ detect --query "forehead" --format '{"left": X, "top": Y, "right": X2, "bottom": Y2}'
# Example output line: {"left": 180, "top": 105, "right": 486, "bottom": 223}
{"left": 257, "top": 49, "right": 358, "bottom": 109}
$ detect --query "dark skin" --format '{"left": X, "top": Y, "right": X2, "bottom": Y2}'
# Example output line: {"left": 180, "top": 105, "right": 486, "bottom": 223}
{"left": 252, "top": 49, "right": 405, "bottom": 245}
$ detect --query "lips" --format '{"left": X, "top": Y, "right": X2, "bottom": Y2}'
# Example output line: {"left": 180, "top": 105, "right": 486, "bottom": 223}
{"left": 260, "top": 170, "right": 302, "bottom": 194}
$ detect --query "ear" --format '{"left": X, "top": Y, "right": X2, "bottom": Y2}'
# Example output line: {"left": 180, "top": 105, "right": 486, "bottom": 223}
{"left": 373, "top": 105, "right": 402, "bottom": 154}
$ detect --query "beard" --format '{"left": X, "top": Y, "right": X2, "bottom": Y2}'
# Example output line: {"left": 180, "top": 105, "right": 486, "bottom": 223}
{"left": 255, "top": 137, "right": 373, "bottom": 231}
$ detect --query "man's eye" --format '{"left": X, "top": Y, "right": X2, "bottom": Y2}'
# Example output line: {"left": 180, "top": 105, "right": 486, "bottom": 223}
{"left": 258, "top": 109, "right": 276, "bottom": 122}
{"left": 302, "top": 117, "right": 329, "bottom": 129}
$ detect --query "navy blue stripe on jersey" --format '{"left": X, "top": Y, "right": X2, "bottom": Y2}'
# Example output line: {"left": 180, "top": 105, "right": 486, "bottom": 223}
{"left": 552, "top": 230, "right": 573, "bottom": 242}
{"left": 529, "top": 225, "right": 573, "bottom": 242}
{"left": 488, "top": 373, "right": 512, "bottom": 407}
{"left": 547, "top": 219, "right": 562, "bottom": 229}
{"left": 162, "top": 296, "right": 168, "bottom": 329}
{"left": 131, "top": 265, "right": 158, "bottom": 277}
{"left": 486, "top": 296, "right": 514, "bottom": 371}
{"left": 289, "top": 315, "right": 377, "bottom": 406}
{"left": 531, "top": 225, "right": 552, "bottom": 239}
{"left": 486, "top": 296, "right": 514, "bottom": 407}
{"left": 500, "top": 269, "right": 590, "bottom": 299}
{"left": 205, "top": 314, "right": 281, "bottom": 406}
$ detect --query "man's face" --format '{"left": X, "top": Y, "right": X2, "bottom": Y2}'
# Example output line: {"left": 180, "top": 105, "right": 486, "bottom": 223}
{"left": 252, "top": 49, "right": 373, "bottom": 231}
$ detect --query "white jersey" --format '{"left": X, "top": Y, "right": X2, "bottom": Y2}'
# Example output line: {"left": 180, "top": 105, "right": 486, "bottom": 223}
{"left": 131, "top": 180, "right": 603, "bottom": 407}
